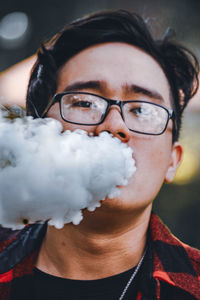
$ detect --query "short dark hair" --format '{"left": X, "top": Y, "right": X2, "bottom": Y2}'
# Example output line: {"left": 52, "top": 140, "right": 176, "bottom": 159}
{"left": 26, "top": 9, "right": 199, "bottom": 142}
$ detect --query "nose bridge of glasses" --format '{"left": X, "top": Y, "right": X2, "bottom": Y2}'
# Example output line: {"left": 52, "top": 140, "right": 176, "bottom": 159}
{"left": 108, "top": 99, "right": 121, "bottom": 106}
{"left": 106, "top": 99, "right": 123, "bottom": 116}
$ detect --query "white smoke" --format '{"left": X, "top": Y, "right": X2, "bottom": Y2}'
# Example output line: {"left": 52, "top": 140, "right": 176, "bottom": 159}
{"left": 0, "top": 109, "right": 136, "bottom": 229}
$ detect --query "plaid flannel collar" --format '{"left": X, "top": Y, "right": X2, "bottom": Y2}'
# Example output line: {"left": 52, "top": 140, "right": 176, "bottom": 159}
{"left": 149, "top": 213, "right": 200, "bottom": 299}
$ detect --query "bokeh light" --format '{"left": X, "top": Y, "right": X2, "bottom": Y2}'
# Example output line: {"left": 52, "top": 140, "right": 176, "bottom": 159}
{"left": 0, "top": 12, "right": 30, "bottom": 48}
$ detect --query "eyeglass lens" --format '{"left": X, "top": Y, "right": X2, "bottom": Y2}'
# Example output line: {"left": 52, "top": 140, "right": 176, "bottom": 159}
{"left": 61, "top": 93, "right": 169, "bottom": 134}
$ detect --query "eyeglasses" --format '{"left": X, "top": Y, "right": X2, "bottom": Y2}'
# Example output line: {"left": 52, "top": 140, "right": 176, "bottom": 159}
{"left": 42, "top": 92, "right": 175, "bottom": 135}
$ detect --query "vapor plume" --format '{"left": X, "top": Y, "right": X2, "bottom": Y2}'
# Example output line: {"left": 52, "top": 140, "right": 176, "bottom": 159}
{"left": 0, "top": 109, "right": 136, "bottom": 229}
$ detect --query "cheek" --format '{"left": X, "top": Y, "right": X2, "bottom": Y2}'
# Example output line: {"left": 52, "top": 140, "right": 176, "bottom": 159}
{"left": 147, "top": 149, "right": 169, "bottom": 169}
{"left": 130, "top": 135, "right": 172, "bottom": 188}
{"left": 47, "top": 103, "right": 61, "bottom": 121}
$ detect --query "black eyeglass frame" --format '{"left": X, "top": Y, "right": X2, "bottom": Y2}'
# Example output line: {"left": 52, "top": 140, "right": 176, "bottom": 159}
{"left": 42, "top": 91, "right": 176, "bottom": 136}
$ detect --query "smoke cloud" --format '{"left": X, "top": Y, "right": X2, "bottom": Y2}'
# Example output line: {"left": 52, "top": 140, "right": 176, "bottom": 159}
{"left": 0, "top": 109, "right": 136, "bottom": 229}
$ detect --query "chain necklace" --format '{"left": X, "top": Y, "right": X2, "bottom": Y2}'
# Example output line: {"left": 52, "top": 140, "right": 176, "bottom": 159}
{"left": 118, "top": 246, "right": 147, "bottom": 300}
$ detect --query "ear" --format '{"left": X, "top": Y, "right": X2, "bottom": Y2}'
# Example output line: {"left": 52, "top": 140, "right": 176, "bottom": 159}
{"left": 164, "top": 142, "right": 183, "bottom": 183}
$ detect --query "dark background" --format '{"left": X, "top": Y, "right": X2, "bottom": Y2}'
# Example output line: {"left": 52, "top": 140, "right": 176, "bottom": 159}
{"left": 0, "top": 0, "right": 200, "bottom": 248}
{"left": 1, "top": 0, "right": 200, "bottom": 72}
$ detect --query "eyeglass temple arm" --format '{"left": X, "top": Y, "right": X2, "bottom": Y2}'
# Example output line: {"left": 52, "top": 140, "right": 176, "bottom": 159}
{"left": 170, "top": 110, "right": 178, "bottom": 136}
{"left": 41, "top": 97, "right": 58, "bottom": 118}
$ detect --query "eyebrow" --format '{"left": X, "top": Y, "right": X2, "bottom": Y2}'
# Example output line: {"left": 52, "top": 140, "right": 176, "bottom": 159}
{"left": 126, "top": 84, "right": 164, "bottom": 102}
{"left": 64, "top": 80, "right": 164, "bottom": 102}
{"left": 64, "top": 81, "right": 105, "bottom": 92}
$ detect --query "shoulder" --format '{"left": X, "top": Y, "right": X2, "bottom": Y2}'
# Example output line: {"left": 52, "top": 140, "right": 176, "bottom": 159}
{"left": 0, "top": 224, "right": 47, "bottom": 274}
{"left": 150, "top": 213, "right": 200, "bottom": 266}
{"left": 149, "top": 213, "right": 200, "bottom": 299}
{"left": 181, "top": 241, "right": 200, "bottom": 275}
{"left": 0, "top": 227, "right": 21, "bottom": 253}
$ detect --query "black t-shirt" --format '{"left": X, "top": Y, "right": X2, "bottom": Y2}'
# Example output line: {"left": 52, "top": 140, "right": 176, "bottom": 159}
{"left": 11, "top": 266, "right": 140, "bottom": 300}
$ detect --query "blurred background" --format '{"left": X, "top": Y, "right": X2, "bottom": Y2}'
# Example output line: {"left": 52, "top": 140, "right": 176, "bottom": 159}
{"left": 0, "top": 0, "right": 199, "bottom": 248}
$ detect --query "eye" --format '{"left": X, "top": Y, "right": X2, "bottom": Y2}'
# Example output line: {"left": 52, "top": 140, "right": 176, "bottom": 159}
{"left": 130, "top": 107, "right": 143, "bottom": 115}
{"left": 72, "top": 100, "right": 92, "bottom": 108}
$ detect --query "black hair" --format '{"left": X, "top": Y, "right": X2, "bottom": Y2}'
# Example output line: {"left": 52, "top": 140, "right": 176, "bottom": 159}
{"left": 26, "top": 9, "right": 199, "bottom": 142}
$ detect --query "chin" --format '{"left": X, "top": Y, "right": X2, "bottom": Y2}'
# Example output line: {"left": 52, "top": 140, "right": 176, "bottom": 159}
{"left": 99, "top": 192, "right": 152, "bottom": 214}
{"left": 99, "top": 195, "right": 135, "bottom": 212}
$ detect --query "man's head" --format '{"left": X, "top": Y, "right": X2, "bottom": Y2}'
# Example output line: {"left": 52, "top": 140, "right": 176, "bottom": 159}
{"left": 26, "top": 10, "right": 199, "bottom": 216}
{"left": 26, "top": 9, "right": 199, "bottom": 142}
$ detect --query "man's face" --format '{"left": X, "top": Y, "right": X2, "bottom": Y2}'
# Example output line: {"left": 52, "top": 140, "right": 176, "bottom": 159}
{"left": 48, "top": 42, "right": 182, "bottom": 214}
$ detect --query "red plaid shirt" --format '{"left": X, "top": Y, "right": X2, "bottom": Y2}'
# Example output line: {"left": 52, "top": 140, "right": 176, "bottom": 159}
{"left": 0, "top": 213, "right": 199, "bottom": 300}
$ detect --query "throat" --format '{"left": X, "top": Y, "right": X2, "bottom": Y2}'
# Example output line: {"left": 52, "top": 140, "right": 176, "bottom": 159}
{"left": 35, "top": 210, "right": 150, "bottom": 280}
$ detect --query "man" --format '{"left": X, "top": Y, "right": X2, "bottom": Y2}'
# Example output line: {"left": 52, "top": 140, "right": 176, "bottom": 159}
{"left": 0, "top": 10, "right": 200, "bottom": 300}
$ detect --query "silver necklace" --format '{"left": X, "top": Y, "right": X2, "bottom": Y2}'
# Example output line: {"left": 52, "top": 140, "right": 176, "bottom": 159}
{"left": 119, "top": 246, "right": 147, "bottom": 300}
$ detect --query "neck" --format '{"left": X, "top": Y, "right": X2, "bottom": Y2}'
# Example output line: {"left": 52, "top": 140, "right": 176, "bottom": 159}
{"left": 36, "top": 205, "right": 151, "bottom": 280}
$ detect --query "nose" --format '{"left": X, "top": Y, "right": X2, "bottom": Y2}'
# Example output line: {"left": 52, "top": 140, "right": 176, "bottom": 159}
{"left": 95, "top": 106, "right": 131, "bottom": 143}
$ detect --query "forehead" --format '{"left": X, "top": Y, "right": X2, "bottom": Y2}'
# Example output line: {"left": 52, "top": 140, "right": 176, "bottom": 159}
{"left": 57, "top": 42, "right": 171, "bottom": 106}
